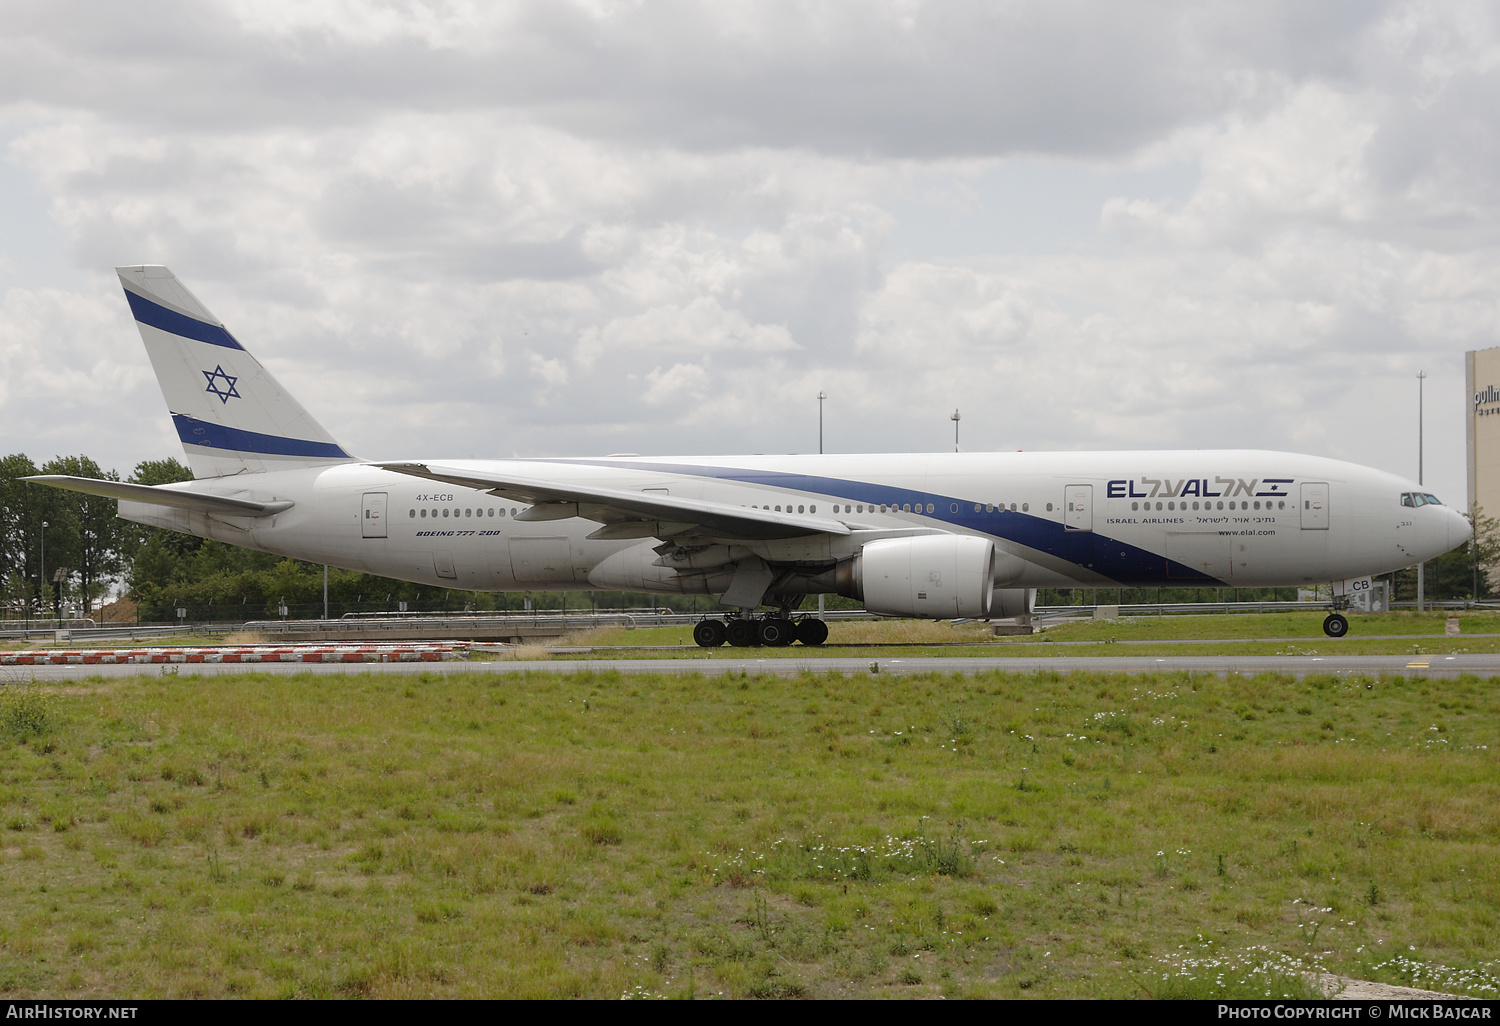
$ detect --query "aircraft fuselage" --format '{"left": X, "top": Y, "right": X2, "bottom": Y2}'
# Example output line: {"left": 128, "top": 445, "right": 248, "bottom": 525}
{"left": 121, "top": 449, "right": 1467, "bottom": 596}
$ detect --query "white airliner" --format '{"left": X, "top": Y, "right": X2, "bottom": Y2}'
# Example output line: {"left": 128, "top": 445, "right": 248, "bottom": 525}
{"left": 28, "top": 266, "right": 1470, "bottom": 645}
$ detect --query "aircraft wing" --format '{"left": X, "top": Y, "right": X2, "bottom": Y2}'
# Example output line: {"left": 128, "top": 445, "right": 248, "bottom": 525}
{"left": 23, "top": 476, "right": 294, "bottom": 518}
{"left": 375, "top": 462, "right": 851, "bottom": 541}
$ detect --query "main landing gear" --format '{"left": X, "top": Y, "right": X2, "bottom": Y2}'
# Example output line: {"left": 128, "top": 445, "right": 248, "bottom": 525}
{"left": 693, "top": 615, "right": 829, "bottom": 648}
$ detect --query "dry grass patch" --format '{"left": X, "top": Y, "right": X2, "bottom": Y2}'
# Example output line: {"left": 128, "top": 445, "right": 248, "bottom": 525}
{"left": 824, "top": 619, "right": 996, "bottom": 645}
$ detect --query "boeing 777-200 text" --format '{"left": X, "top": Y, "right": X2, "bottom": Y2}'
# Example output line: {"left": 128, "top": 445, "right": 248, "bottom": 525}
{"left": 27, "top": 266, "right": 1470, "bottom": 645}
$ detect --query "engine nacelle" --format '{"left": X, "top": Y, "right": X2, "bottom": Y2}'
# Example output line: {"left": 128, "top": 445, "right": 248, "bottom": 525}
{"left": 843, "top": 535, "right": 996, "bottom": 618}
{"left": 989, "top": 587, "right": 1036, "bottom": 619}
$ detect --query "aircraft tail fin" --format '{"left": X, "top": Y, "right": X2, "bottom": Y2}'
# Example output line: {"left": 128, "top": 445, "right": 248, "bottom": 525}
{"left": 117, "top": 265, "right": 356, "bottom": 478}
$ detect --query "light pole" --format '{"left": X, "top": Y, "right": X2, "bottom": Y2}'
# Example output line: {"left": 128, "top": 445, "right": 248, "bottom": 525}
{"left": 817, "top": 389, "right": 829, "bottom": 618}
{"left": 951, "top": 409, "right": 961, "bottom": 452}
{"left": 39, "top": 520, "right": 47, "bottom": 621}
{"left": 818, "top": 391, "right": 826, "bottom": 454}
{"left": 1417, "top": 370, "right": 1426, "bottom": 613}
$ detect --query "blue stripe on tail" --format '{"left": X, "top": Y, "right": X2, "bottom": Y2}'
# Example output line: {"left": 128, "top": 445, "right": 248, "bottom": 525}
{"left": 126, "top": 290, "right": 245, "bottom": 351}
{"left": 171, "top": 414, "right": 350, "bottom": 459}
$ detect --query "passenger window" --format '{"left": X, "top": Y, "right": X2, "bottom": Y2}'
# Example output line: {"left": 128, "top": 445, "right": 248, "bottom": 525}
{"left": 798, "top": 505, "right": 805, "bottom": 513}
{"left": 1021, "top": 503, "right": 1028, "bottom": 512}
{"left": 809, "top": 505, "right": 816, "bottom": 513}
{"left": 974, "top": 504, "right": 982, "bottom": 512}
{"left": 927, "top": 503, "right": 935, "bottom": 513}
{"left": 1046, "top": 503, "right": 1053, "bottom": 512}
{"left": 409, "top": 509, "right": 416, "bottom": 518}
{"left": 1131, "top": 502, "right": 1138, "bottom": 511}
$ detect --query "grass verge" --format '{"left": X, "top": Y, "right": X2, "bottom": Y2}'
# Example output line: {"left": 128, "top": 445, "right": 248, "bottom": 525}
{"left": 0, "top": 667, "right": 1496, "bottom": 998}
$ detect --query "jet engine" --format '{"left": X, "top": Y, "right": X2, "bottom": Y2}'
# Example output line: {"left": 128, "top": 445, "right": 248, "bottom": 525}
{"left": 836, "top": 535, "right": 996, "bottom": 618}
{"left": 988, "top": 587, "right": 1036, "bottom": 619}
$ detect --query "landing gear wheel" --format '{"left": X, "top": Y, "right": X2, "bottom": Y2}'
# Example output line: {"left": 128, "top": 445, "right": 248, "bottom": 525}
{"left": 758, "top": 618, "right": 796, "bottom": 647}
{"left": 693, "top": 619, "right": 726, "bottom": 648}
{"left": 726, "top": 619, "right": 759, "bottom": 647}
{"left": 795, "top": 618, "right": 829, "bottom": 646}
{"left": 1322, "top": 613, "right": 1349, "bottom": 638}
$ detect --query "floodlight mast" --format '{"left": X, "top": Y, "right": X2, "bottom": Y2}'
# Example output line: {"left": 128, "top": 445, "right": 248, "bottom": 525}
{"left": 818, "top": 391, "right": 826, "bottom": 455}
{"left": 1418, "top": 370, "right": 1426, "bottom": 613}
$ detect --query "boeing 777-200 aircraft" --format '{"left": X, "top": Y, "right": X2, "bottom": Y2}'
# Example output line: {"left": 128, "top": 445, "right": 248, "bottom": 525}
{"left": 28, "top": 266, "right": 1471, "bottom": 644}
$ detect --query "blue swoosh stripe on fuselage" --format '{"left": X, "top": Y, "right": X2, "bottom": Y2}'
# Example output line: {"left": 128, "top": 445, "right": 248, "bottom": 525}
{"left": 126, "top": 289, "right": 245, "bottom": 351}
{"left": 172, "top": 414, "right": 350, "bottom": 459}
{"left": 530, "top": 457, "right": 1224, "bottom": 586}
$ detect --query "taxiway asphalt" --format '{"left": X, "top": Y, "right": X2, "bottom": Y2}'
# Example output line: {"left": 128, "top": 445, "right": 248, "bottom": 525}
{"left": 9, "top": 651, "right": 1500, "bottom": 681}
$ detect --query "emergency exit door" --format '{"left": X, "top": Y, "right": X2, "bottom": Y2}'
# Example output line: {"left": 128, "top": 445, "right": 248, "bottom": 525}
{"left": 1064, "top": 484, "right": 1093, "bottom": 532}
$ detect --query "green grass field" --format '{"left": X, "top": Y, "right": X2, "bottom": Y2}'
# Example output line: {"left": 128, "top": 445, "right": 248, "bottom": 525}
{"left": 1, "top": 662, "right": 1498, "bottom": 999}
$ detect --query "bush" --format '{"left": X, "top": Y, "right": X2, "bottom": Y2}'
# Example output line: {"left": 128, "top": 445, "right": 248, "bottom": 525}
{"left": 0, "top": 684, "right": 59, "bottom": 742}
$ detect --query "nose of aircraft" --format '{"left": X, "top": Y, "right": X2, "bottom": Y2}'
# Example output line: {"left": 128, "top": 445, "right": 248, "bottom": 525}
{"left": 1451, "top": 508, "right": 1473, "bottom": 551}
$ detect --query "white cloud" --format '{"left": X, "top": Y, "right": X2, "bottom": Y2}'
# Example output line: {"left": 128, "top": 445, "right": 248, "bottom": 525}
{"left": 0, "top": 0, "right": 1495, "bottom": 507}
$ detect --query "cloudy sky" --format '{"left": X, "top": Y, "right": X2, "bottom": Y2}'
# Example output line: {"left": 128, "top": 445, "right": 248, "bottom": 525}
{"left": 1, "top": 0, "right": 1496, "bottom": 506}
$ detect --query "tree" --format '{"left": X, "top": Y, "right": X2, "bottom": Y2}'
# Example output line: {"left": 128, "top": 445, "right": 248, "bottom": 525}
{"left": 39, "top": 455, "right": 122, "bottom": 615}
{"left": 0, "top": 450, "right": 39, "bottom": 609}
{"left": 1469, "top": 507, "right": 1500, "bottom": 598}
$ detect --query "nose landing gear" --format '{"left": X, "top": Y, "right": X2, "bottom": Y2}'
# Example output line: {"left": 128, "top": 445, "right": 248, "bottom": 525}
{"left": 1322, "top": 612, "right": 1349, "bottom": 638}
{"left": 1322, "top": 590, "right": 1352, "bottom": 637}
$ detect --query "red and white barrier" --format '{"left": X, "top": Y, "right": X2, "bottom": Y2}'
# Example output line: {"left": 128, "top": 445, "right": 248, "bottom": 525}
{"left": 1, "top": 642, "right": 471, "bottom": 665}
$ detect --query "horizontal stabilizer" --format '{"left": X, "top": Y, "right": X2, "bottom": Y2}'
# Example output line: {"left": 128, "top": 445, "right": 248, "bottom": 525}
{"left": 376, "top": 462, "right": 850, "bottom": 541}
{"left": 24, "top": 476, "right": 294, "bottom": 518}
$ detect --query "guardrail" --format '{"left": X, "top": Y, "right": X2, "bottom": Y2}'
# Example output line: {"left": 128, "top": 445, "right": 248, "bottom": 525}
{"left": 1036, "top": 599, "right": 1488, "bottom": 617}
{"left": 251, "top": 608, "right": 880, "bottom": 635}
{"left": 5, "top": 601, "right": 1492, "bottom": 646}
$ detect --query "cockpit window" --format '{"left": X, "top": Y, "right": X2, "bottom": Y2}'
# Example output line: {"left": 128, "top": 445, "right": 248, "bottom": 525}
{"left": 1402, "top": 491, "right": 1443, "bottom": 507}
{"left": 1401, "top": 493, "right": 1414, "bottom": 507}
{"left": 1424, "top": 493, "right": 1442, "bottom": 506}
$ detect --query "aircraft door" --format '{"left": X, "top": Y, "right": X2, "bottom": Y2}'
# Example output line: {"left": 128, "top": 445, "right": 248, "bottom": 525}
{"left": 1300, "top": 482, "right": 1329, "bottom": 530}
{"left": 362, "top": 492, "right": 388, "bottom": 538}
{"left": 1063, "top": 484, "right": 1093, "bottom": 532}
